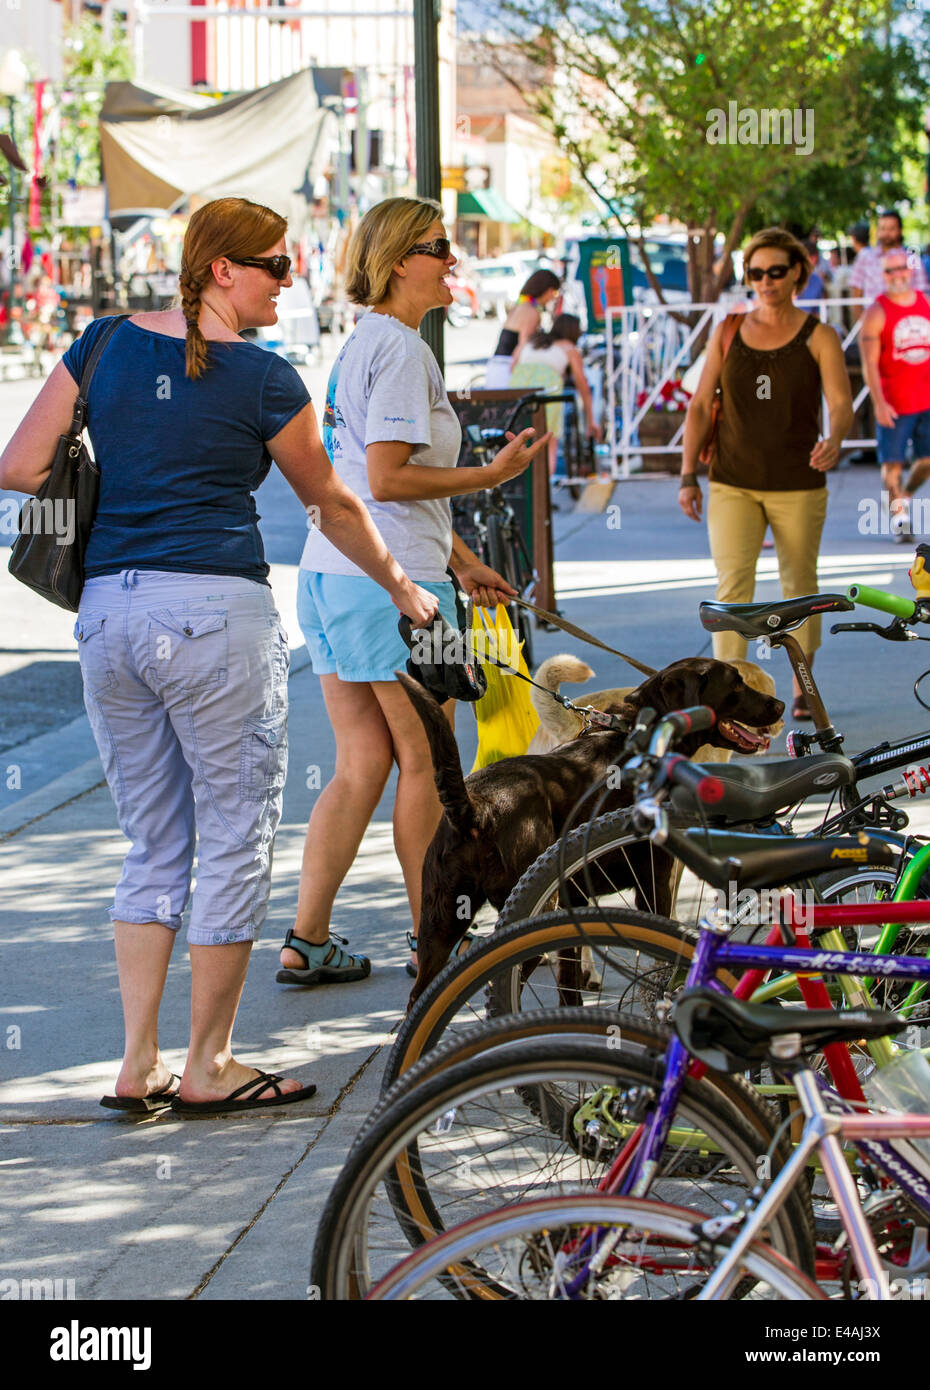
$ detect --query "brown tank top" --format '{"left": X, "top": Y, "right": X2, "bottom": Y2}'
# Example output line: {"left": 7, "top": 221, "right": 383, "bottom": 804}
{"left": 712, "top": 313, "right": 823, "bottom": 491}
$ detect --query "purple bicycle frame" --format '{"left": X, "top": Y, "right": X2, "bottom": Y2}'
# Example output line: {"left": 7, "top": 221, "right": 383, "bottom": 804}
{"left": 621, "top": 929, "right": 930, "bottom": 1216}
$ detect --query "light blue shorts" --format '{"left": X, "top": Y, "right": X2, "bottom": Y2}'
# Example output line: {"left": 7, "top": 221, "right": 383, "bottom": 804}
{"left": 76, "top": 569, "right": 288, "bottom": 945}
{"left": 297, "top": 571, "right": 459, "bottom": 683}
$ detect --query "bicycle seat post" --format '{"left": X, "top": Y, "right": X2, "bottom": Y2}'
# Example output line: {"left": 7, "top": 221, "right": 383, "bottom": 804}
{"left": 775, "top": 633, "right": 843, "bottom": 752}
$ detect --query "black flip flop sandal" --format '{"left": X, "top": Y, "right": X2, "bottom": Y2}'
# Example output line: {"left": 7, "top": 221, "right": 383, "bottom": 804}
{"left": 171, "top": 1070, "right": 317, "bottom": 1117}
{"left": 275, "top": 929, "right": 371, "bottom": 986}
{"left": 100, "top": 1074, "right": 181, "bottom": 1113}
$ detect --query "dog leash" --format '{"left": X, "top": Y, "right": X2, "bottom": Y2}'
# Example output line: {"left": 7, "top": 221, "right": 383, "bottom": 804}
{"left": 507, "top": 596, "right": 658, "bottom": 678}
{"left": 475, "top": 647, "right": 631, "bottom": 732}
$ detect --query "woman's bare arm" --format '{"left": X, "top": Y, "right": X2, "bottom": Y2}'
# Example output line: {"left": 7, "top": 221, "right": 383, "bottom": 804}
{"left": 267, "top": 401, "right": 437, "bottom": 623}
{"left": 0, "top": 363, "right": 79, "bottom": 493}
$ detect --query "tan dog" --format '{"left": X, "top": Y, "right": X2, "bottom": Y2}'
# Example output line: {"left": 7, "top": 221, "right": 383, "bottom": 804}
{"left": 527, "top": 654, "right": 783, "bottom": 760}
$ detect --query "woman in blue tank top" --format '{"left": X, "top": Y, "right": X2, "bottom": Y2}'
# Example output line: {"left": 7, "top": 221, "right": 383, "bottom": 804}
{"left": 0, "top": 196, "right": 439, "bottom": 1116}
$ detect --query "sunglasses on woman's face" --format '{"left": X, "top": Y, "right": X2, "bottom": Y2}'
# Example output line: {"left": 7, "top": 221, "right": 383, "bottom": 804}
{"left": 228, "top": 254, "right": 292, "bottom": 280}
{"left": 405, "top": 237, "right": 452, "bottom": 260}
{"left": 746, "top": 264, "right": 792, "bottom": 282}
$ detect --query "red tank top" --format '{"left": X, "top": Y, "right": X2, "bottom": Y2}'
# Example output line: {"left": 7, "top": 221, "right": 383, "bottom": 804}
{"left": 878, "top": 292, "right": 930, "bottom": 414}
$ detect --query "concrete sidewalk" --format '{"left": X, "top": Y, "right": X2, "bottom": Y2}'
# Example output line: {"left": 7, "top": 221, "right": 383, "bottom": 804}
{"left": 2, "top": 463, "right": 930, "bottom": 1300}
{"left": 0, "top": 655, "right": 449, "bottom": 1301}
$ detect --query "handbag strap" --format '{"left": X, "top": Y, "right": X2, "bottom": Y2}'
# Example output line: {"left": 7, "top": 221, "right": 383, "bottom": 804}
{"left": 719, "top": 312, "right": 741, "bottom": 370}
{"left": 68, "top": 314, "right": 131, "bottom": 440}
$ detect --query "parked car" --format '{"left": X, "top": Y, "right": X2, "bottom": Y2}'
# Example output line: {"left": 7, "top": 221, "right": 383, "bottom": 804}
{"left": 468, "top": 259, "right": 522, "bottom": 318}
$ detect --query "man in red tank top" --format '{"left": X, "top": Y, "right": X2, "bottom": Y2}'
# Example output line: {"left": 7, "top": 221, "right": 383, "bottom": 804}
{"left": 861, "top": 249, "right": 930, "bottom": 541}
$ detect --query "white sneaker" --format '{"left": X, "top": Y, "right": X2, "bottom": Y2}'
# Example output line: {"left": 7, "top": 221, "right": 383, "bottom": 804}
{"left": 891, "top": 507, "right": 913, "bottom": 544}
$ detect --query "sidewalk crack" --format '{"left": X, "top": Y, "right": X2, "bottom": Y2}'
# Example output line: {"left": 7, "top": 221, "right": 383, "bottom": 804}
{"left": 187, "top": 1040, "right": 383, "bottom": 1299}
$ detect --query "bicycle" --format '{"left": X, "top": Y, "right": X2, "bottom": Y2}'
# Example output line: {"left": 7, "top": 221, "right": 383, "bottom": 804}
{"left": 311, "top": 1007, "right": 816, "bottom": 1299}
{"left": 494, "top": 581, "right": 930, "bottom": 932}
{"left": 367, "top": 994, "right": 930, "bottom": 1300}
{"left": 455, "top": 392, "right": 573, "bottom": 669}
{"left": 346, "top": 711, "right": 930, "bottom": 1298}
{"left": 386, "top": 609, "right": 930, "bottom": 1084}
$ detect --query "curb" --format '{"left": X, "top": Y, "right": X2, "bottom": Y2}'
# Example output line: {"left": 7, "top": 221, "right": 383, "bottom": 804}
{"left": 0, "top": 644, "right": 312, "bottom": 841}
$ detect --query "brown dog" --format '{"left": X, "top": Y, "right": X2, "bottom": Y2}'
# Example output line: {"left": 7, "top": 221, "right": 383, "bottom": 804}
{"left": 527, "top": 655, "right": 783, "bottom": 757}
{"left": 398, "top": 657, "right": 784, "bottom": 1003}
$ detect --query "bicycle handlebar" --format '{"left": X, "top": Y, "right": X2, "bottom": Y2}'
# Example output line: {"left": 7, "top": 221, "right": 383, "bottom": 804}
{"left": 647, "top": 706, "right": 716, "bottom": 757}
{"left": 490, "top": 394, "right": 576, "bottom": 438}
{"left": 847, "top": 584, "right": 918, "bottom": 620}
{"left": 664, "top": 755, "right": 726, "bottom": 805}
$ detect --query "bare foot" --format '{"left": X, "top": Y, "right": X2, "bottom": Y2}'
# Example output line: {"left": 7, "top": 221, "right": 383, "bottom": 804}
{"left": 114, "top": 1056, "right": 175, "bottom": 1101}
{"left": 178, "top": 1059, "right": 307, "bottom": 1105}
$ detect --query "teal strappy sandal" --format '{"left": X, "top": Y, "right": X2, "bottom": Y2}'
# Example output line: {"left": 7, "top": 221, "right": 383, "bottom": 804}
{"left": 276, "top": 930, "right": 371, "bottom": 986}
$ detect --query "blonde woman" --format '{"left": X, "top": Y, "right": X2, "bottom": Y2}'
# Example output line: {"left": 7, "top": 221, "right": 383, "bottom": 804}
{"left": 278, "top": 197, "right": 550, "bottom": 985}
{"left": 679, "top": 226, "right": 853, "bottom": 719}
{"left": 0, "top": 196, "right": 439, "bottom": 1114}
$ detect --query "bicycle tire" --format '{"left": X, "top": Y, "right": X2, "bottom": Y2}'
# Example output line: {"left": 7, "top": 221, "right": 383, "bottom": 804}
{"left": 485, "top": 512, "right": 534, "bottom": 668}
{"left": 497, "top": 811, "right": 917, "bottom": 934}
{"left": 383, "top": 908, "right": 731, "bottom": 1090}
{"left": 497, "top": 807, "right": 698, "bottom": 927}
{"left": 367, "top": 1194, "right": 825, "bottom": 1301}
{"left": 311, "top": 1026, "right": 815, "bottom": 1298}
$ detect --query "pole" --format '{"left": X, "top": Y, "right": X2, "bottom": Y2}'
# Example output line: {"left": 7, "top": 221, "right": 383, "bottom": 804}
{"left": 7, "top": 96, "right": 18, "bottom": 327}
{"left": 356, "top": 67, "right": 368, "bottom": 210}
{"left": 413, "top": 0, "right": 443, "bottom": 373}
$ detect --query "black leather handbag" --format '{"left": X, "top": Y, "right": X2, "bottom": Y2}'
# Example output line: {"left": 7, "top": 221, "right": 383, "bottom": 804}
{"left": 8, "top": 314, "right": 129, "bottom": 611}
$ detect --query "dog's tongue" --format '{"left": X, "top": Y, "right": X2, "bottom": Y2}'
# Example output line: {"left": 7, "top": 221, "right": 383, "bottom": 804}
{"left": 721, "top": 718, "right": 770, "bottom": 749}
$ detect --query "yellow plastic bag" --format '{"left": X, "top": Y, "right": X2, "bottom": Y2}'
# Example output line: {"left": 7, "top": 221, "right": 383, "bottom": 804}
{"left": 470, "top": 604, "right": 540, "bottom": 770}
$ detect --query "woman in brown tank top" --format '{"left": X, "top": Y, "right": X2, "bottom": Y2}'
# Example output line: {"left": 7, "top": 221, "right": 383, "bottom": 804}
{"left": 678, "top": 227, "right": 853, "bottom": 718}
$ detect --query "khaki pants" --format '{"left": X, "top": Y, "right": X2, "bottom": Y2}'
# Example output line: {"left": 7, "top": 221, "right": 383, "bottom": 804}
{"left": 706, "top": 482, "right": 829, "bottom": 660}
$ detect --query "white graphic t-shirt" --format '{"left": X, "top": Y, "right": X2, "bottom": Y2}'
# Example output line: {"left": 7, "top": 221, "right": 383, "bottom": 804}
{"left": 300, "top": 312, "right": 462, "bottom": 580}
{"left": 891, "top": 315, "right": 930, "bottom": 366}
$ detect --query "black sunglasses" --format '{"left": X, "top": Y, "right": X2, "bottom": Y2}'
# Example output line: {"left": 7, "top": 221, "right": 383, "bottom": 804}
{"left": 228, "top": 254, "right": 291, "bottom": 280}
{"left": 405, "top": 237, "right": 452, "bottom": 261}
{"left": 746, "top": 264, "right": 792, "bottom": 282}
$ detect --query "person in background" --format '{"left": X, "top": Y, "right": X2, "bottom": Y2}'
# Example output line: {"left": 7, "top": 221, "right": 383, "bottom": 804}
{"left": 678, "top": 227, "right": 853, "bottom": 721}
{"left": 826, "top": 246, "right": 855, "bottom": 331}
{"left": 860, "top": 247, "right": 930, "bottom": 543}
{"left": 509, "top": 312, "right": 603, "bottom": 475}
{"left": 850, "top": 209, "right": 929, "bottom": 319}
{"left": 484, "top": 268, "right": 561, "bottom": 388}
{"left": 796, "top": 240, "right": 827, "bottom": 308}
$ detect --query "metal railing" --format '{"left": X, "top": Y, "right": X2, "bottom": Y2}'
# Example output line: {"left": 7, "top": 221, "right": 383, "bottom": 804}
{"left": 605, "top": 298, "right": 874, "bottom": 479}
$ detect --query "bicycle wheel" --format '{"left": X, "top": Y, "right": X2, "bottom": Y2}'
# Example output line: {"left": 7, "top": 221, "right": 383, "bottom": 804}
{"left": 383, "top": 908, "right": 731, "bottom": 1089}
{"left": 312, "top": 1022, "right": 815, "bottom": 1299}
{"left": 497, "top": 807, "right": 713, "bottom": 928}
{"left": 485, "top": 512, "right": 534, "bottom": 668}
{"left": 368, "top": 1195, "right": 825, "bottom": 1301}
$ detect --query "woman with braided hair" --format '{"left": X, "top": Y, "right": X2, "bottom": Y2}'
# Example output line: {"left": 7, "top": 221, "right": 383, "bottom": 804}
{"left": 0, "top": 196, "right": 440, "bottom": 1115}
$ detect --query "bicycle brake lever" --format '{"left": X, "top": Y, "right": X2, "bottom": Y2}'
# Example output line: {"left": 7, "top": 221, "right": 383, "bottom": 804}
{"left": 829, "top": 620, "right": 916, "bottom": 640}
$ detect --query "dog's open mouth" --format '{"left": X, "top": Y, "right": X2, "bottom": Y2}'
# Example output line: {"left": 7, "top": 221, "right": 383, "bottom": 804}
{"left": 719, "top": 718, "right": 771, "bottom": 753}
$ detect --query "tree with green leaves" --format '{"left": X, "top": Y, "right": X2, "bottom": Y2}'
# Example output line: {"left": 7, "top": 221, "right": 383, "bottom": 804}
{"left": 480, "top": 0, "right": 929, "bottom": 303}
{"left": 1, "top": 10, "right": 134, "bottom": 244}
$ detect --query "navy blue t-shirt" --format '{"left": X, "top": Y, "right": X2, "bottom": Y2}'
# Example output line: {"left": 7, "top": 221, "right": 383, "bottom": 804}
{"left": 62, "top": 316, "right": 311, "bottom": 583}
